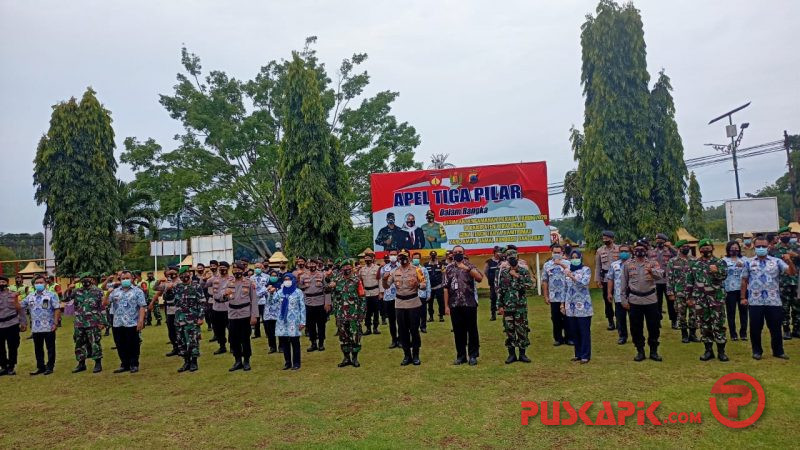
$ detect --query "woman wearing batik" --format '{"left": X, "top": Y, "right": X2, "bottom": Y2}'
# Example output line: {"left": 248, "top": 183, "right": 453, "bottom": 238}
{"left": 562, "top": 250, "right": 593, "bottom": 364}
{"left": 272, "top": 273, "right": 306, "bottom": 370}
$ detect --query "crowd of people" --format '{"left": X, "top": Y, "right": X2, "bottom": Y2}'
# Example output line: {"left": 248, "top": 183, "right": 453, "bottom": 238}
{"left": 0, "top": 226, "right": 797, "bottom": 377}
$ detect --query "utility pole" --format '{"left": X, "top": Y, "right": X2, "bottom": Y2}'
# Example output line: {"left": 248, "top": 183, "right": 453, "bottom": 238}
{"left": 786, "top": 130, "right": 798, "bottom": 222}
{"left": 708, "top": 102, "right": 750, "bottom": 199}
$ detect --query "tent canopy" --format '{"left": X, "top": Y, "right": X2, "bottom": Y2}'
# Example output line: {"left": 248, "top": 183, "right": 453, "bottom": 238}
{"left": 675, "top": 227, "right": 699, "bottom": 244}
{"left": 268, "top": 251, "right": 288, "bottom": 263}
{"left": 179, "top": 255, "right": 193, "bottom": 267}
{"left": 18, "top": 261, "right": 45, "bottom": 275}
{"left": 788, "top": 222, "right": 800, "bottom": 233}
{"left": 358, "top": 248, "right": 375, "bottom": 257}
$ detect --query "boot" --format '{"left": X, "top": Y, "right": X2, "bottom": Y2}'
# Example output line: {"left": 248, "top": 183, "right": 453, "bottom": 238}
{"left": 210, "top": 336, "right": 218, "bottom": 343}
{"left": 318, "top": 341, "right": 325, "bottom": 351}
{"left": 213, "top": 346, "right": 227, "bottom": 355}
{"left": 505, "top": 347, "right": 517, "bottom": 364}
{"left": 699, "top": 342, "right": 715, "bottom": 361}
{"left": 268, "top": 346, "right": 277, "bottom": 354}
{"left": 338, "top": 351, "right": 352, "bottom": 367}
{"left": 688, "top": 328, "right": 701, "bottom": 342}
{"left": 373, "top": 326, "right": 381, "bottom": 335}
{"left": 307, "top": 341, "right": 319, "bottom": 352}
{"left": 429, "top": 314, "right": 434, "bottom": 322}
{"left": 363, "top": 327, "right": 372, "bottom": 336}
{"left": 680, "top": 328, "right": 689, "bottom": 344}
{"left": 178, "top": 356, "right": 191, "bottom": 372}
{"left": 717, "top": 343, "right": 729, "bottom": 362}
{"left": 490, "top": 311, "right": 496, "bottom": 321}
{"left": 5, "top": 365, "right": 15, "bottom": 376}
{"left": 242, "top": 358, "right": 251, "bottom": 371}
{"left": 412, "top": 348, "right": 421, "bottom": 366}
{"left": 93, "top": 359, "right": 103, "bottom": 373}
{"left": 400, "top": 349, "right": 412, "bottom": 366}
{"left": 439, "top": 315, "right": 444, "bottom": 322}
{"left": 189, "top": 357, "right": 198, "bottom": 372}
{"left": 351, "top": 352, "right": 360, "bottom": 368}
{"left": 793, "top": 329, "right": 800, "bottom": 339}
{"left": 388, "top": 339, "right": 400, "bottom": 349}
{"left": 783, "top": 326, "right": 792, "bottom": 340}
{"left": 671, "top": 320, "right": 678, "bottom": 330}
{"left": 229, "top": 358, "right": 243, "bottom": 372}
{"left": 518, "top": 348, "right": 531, "bottom": 363}
{"left": 165, "top": 348, "right": 179, "bottom": 357}
{"left": 0, "top": 366, "right": 8, "bottom": 376}
{"left": 156, "top": 319, "right": 161, "bottom": 326}
{"left": 607, "top": 320, "right": 616, "bottom": 331}
{"left": 72, "top": 361, "right": 87, "bottom": 373}
{"left": 649, "top": 345, "right": 662, "bottom": 362}
{"left": 633, "top": 347, "right": 646, "bottom": 362}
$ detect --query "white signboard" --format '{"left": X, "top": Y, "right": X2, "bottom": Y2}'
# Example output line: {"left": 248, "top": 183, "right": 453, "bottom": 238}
{"left": 190, "top": 234, "right": 234, "bottom": 266}
{"left": 150, "top": 240, "right": 188, "bottom": 257}
{"left": 725, "top": 197, "right": 779, "bottom": 236}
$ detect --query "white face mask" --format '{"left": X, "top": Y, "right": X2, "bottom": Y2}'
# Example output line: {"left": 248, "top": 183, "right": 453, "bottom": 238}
{"left": 282, "top": 280, "right": 293, "bottom": 288}
{"left": 389, "top": 255, "right": 397, "bottom": 263}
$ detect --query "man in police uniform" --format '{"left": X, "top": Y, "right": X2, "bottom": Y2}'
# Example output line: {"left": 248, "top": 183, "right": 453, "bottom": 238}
{"left": 383, "top": 250, "right": 425, "bottom": 365}
{"left": 375, "top": 212, "right": 406, "bottom": 251}
{"left": 224, "top": 262, "right": 259, "bottom": 371}
{"left": 650, "top": 233, "right": 678, "bottom": 327}
{"left": 484, "top": 247, "right": 502, "bottom": 322}
{"left": 0, "top": 276, "right": 27, "bottom": 376}
{"left": 594, "top": 230, "right": 619, "bottom": 331}
{"left": 298, "top": 258, "right": 331, "bottom": 351}
{"left": 425, "top": 251, "right": 445, "bottom": 322}
{"left": 621, "top": 240, "right": 665, "bottom": 362}
{"left": 359, "top": 251, "right": 381, "bottom": 335}
{"left": 210, "top": 261, "right": 233, "bottom": 354}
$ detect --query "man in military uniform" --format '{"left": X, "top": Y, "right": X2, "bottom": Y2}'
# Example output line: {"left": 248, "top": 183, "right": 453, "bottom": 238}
{"left": 144, "top": 271, "right": 161, "bottom": 327}
{"left": 330, "top": 259, "right": 366, "bottom": 368}
{"left": 595, "top": 230, "right": 619, "bottom": 331}
{"left": 650, "top": 233, "right": 678, "bottom": 327}
{"left": 383, "top": 250, "right": 425, "bottom": 365}
{"left": 203, "top": 260, "right": 218, "bottom": 335}
{"left": 484, "top": 247, "right": 503, "bottom": 322}
{"left": 666, "top": 240, "right": 699, "bottom": 343}
{"left": 298, "top": 258, "right": 331, "bottom": 351}
{"left": 224, "top": 262, "right": 259, "bottom": 371}
{"left": 375, "top": 212, "right": 407, "bottom": 251}
{"left": 0, "top": 276, "right": 27, "bottom": 376}
{"left": 496, "top": 249, "right": 533, "bottom": 363}
{"left": 165, "top": 266, "right": 205, "bottom": 372}
{"left": 69, "top": 273, "right": 107, "bottom": 373}
{"left": 359, "top": 251, "right": 381, "bottom": 335}
{"left": 686, "top": 239, "right": 729, "bottom": 361}
{"left": 425, "top": 251, "right": 445, "bottom": 322}
{"left": 154, "top": 266, "right": 180, "bottom": 357}
{"left": 770, "top": 226, "right": 800, "bottom": 339}
{"left": 621, "top": 240, "right": 664, "bottom": 362}
{"left": 420, "top": 210, "right": 447, "bottom": 249}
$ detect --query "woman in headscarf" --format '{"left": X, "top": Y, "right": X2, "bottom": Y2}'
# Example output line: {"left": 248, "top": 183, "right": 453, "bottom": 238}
{"left": 271, "top": 273, "right": 305, "bottom": 370}
{"left": 561, "top": 249, "right": 593, "bottom": 364}
{"left": 261, "top": 268, "right": 283, "bottom": 354}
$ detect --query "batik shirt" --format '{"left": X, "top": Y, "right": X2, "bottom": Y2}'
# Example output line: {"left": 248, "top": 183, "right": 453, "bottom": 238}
{"left": 108, "top": 287, "right": 147, "bottom": 327}
{"left": 21, "top": 290, "right": 60, "bottom": 333}
{"left": 564, "top": 266, "right": 593, "bottom": 317}
{"left": 541, "top": 258, "right": 569, "bottom": 303}
{"left": 722, "top": 257, "right": 746, "bottom": 293}
{"left": 251, "top": 273, "right": 270, "bottom": 306}
{"left": 380, "top": 263, "right": 398, "bottom": 302}
{"left": 742, "top": 256, "right": 789, "bottom": 306}
{"left": 416, "top": 265, "right": 431, "bottom": 300}
{"left": 604, "top": 259, "right": 624, "bottom": 303}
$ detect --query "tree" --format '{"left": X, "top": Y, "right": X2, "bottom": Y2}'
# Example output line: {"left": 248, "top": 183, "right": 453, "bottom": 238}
{"left": 648, "top": 69, "right": 688, "bottom": 237}
{"left": 428, "top": 153, "right": 455, "bottom": 169}
{"left": 685, "top": 172, "right": 706, "bottom": 238}
{"left": 277, "top": 54, "right": 350, "bottom": 257}
{"left": 33, "top": 88, "right": 119, "bottom": 275}
{"left": 122, "top": 37, "right": 421, "bottom": 258}
{"left": 0, "top": 246, "right": 16, "bottom": 276}
{"left": 574, "top": 0, "right": 654, "bottom": 247}
{"left": 117, "top": 180, "right": 159, "bottom": 254}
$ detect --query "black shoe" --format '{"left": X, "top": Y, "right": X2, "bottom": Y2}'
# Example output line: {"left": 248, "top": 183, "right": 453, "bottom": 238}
{"left": 518, "top": 349, "right": 531, "bottom": 363}
{"left": 373, "top": 327, "right": 381, "bottom": 334}
{"left": 752, "top": 353, "right": 762, "bottom": 360}
{"left": 5, "top": 366, "right": 15, "bottom": 376}
{"left": 689, "top": 329, "right": 701, "bottom": 342}
{"left": 268, "top": 347, "right": 277, "bottom": 354}
{"left": 338, "top": 351, "right": 352, "bottom": 368}
{"left": 178, "top": 358, "right": 191, "bottom": 373}
{"left": 420, "top": 328, "right": 427, "bottom": 333}
{"left": 439, "top": 316, "right": 444, "bottom": 322}
{"left": 453, "top": 356, "right": 467, "bottom": 365}
{"left": 389, "top": 340, "right": 400, "bottom": 349}
{"left": 700, "top": 343, "right": 715, "bottom": 361}
{"left": 291, "top": 365, "right": 300, "bottom": 370}
{"left": 412, "top": 355, "right": 421, "bottom": 366}
{"left": 740, "top": 334, "right": 748, "bottom": 341}
{"left": 0, "top": 367, "right": 8, "bottom": 376}
{"left": 351, "top": 353, "right": 360, "bottom": 368}
{"left": 44, "top": 368, "right": 54, "bottom": 375}
{"left": 505, "top": 348, "right": 517, "bottom": 364}
{"left": 783, "top": 329, "right": 792, "bottom": 340}
{"left": 210, "top": 336, "right": 218, "bottom": 343}
{"left": 29, "top": 368, "right": 46, "bottom": 376}
{"left": 363, "top": 328, "right": 372, "bottom": 336}
{"left": 307, "top": 343, "right": 318, "bottom": 352}
{"left": 633, "top": 349, "right": 646, "bottom": 362}
{"left": 717, "top": 343, "right": 729, "bottom": 362}
{"left": 681, "top": 329, "right": 689, "bottom": 343}
{"left": 429, "top": 315, "right": 434, "bottom": 322}
{"left": 213, "top": 347, "right": 227, "bottom": 355}
{"left": 72, "top": 362, "right": 87, "bottom": 373}
{"left": 318, "top": 343, "right": 325, "bottom": 351}
{"left": 229, "top": 361, "right": 244, "bottom": 372}
{"left": 468, "top": 357, "right": 477, "bottom": 366}
{"left": 671, "top": 321, "right": 679, "bottom": 330}
{"left": 553, "top": 341, "right": 564, "bottom": 347}
{"left": 156, "top": 320, "right": 161, "bottom": 326}
{"left": 104, "top": 330, "right": 110, "bottom": 336}
{"left": 490, "top": 311, "right": 496, "bottom": 321}
{"left": 165, "top": 349, "right": 179, "bottom": 357}
{"left": 129, "top": 366, "right": 139, "bottom": 373}
{"left": 242, "top": 359, "right": 251, "bottom": 371}
{"left": 731, "top": 335, "right": 738, "bottom": 341}
{"left": 189, "top": 358, "right": 198, "bottom": 372}
{"left": 401, "top": 353, "right": 412, "bottom": 366}
{"left": 566, "top": 340, "right": 575, "bottom": 346}
{"left": 792, "top": 330, "right": 800, "bottom": 339}
{"left": 93, "top": 359, "right": 102, "bottom": 373}
{"left": 113, "top": 366, "right": 129, "bottom": 374}
{"left": 382, "top": 318, "right": 387, "bottom": 325}
{"left": 649, "top": 351, "right": 662, "bottom": 362}
{"left": 607, "top": 321, "right": 616, "bottom": 331}
{"left": 281, "top": 362, "right": 291, "bottom": 370}
{"left": 617, "top": 338, "right": 627, "bottom": 345}
{"left": 775, "top": 354, "right": 790, "bottom": 360}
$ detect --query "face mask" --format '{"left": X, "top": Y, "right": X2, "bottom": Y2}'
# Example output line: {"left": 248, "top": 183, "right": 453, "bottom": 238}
{"left": 219, "top": 270, "right": 228, "bottom": 276}
{"left": 383, "top": 258, "right": 390, "bottom": 264}
{"left": 570, "top": 259, "right": 582, "bottom": 266}
{"left": 728, "top": 249, "right": 740, "bottom": 257}
{"left": 234, "top": 272, "right": 243, "bottom": 278}
{"left": 269, "top": 276, "right": 279, "bottom": 283}
{"left": 791, "top": 238, "right": 798, "bottom": 245}
{"left": 427, "top": 217, "right": 434, "bottom": 223}
{"left": 147, "top": 276, "right": 154, "bottom": 281}
{"left": 743, "top": 240, "right": 751, "bottom": 246}
{"left": 453, "top": 253, "right": 465, "bottom": 262}
{"left": 342, "top": 268, "right": 352, "bottom": 275}
{"left": 553, "top": 253, "right": 562, "bottom": 260}
{"left": 121, "top": 280, "right": 132, "bottom": 288}
{"left": 701, "top": 250, "right": 712, "bottom": 258}
{"left": 387, "top": 219, "right": 395, "bottom": 225}
{"left": 180, "top": 276, "right": 191, "bottom": 283}
{"left": 406, "top": 221, "right": 415, "bottom": 227}
{"left": 107, "top": 283, "right": 114, "bottom": 289}
{"left": 602, "top": 239, "right": 611, "bottom": 246}
{"left": 399, "top": 257, "right": 409, "bottom": 265}
{"left": 0, "top": 284, "right": 7, "bottom": 291}
{"left": 657, "top": 242, "right": 664, "bottom": 248}
{"left": 309, "top": 266, "right": 317, "bottom": 272}
{"left": 365, "top": 259, "right": 373, "bottom": 265}
{"left": 412, "top": 258, "right": 420, "bottom": 266}
{"left": 780, "top": 236, "right": 790, "bottom": 244}
{"left": 634, "top": 250, "right": 646, "bottom": 258}
{"left": 389, "top": 255, "right": 397, "bottom": 263}
{"left": 508, "top": 257, "right": 518, "bottom": 267}
{"left": 680, "top": 247, "right": 691, "bottom": 255}
{"left": 211, "top": 268, "right": 218, "bottom": 273}
{"left": 282, "top": 280, "right": 292, "bottom": 288}
{"left": 254, "top": 268, "right": 262, "bottom": 275}
{"left": 619, "top": 252, "right": 630, "bottom": 260}
{"left": 755, "top": 247, "right": 768, "bottom": 257}
{"left": 35, "top": 283, "right": 46, "bottom": 292}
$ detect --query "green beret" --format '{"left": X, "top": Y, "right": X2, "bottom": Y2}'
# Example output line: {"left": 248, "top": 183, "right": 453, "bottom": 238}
{"left": 339, "top": 258, "right": 353, "bottom": 267}
{"left": 77, "top": 271, "right": 92, "bottom": 279}
{"left": 178, "top": 266, "right": 189, "bottom": 274}
{"left": 506, "top": 249, "right": 519, "bottom": 258}
{"left": 778, "top": 226, "right": 790, "bottom": 234}
{"left": 698, "top": 238, "right": 713, "bottom": 248}
{"left": 675, "top": 240, "right": 688, "bottom": 247}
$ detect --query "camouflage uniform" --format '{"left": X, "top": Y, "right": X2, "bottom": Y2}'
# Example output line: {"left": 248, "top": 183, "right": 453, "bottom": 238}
{"left": 71, "top": 286, "right": 107, "bottom": 362}
{"left": 170, "top": 282, "right": 205, "bottom": 358}
{"left": 769, "top": 242, "right": 800, "bottom": 332}
{"left": 686, "top": 257, "right": 728, "bottom": 344}
{"left": 330, "top": 272, "right": 366, "bottom": 354}
{"left": 666, "top": 255, "right": 695, "bottom": 330}
{"left": 496, "top": 265, "right": 533, "bottom": 349}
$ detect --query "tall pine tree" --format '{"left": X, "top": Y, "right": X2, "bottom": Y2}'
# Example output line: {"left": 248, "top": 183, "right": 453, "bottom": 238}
{"left": 649, "top": 69, "right": 688, "bottom": 238}
{"left": 577, "top": 0, "right": 653, "bottom": 246}
{"left": 685, "top": 172, "right": 705, "bottom": 238}
{"left": 33, "top": 88, "right": 119, "bottom": 275}
{"left": 277, "top": 54, "right": 350, "bottom": 257}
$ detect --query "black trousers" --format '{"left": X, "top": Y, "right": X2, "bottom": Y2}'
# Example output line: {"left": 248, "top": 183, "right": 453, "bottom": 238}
{"left": 629, "top": 303, "right": 660, "bottom": 350}
{"left": 749, "top": 305, "right": 784, "bottom": 356}
{"left": 396, "top": 307, "right": 421, "bottom": 352}
{"left": 212, "top": 309, "right": 228, "bottom": 347}
{"left": 418, "top": 300, "right": 428, "bottom": 330}
{"left": 306, "top": 305, "right": 327, "bottom": 345}
{"left": 279, "top": 336, "right": 301, "bottom": 367}
{"left": 365, "top": 296, "right": 380, "bottom": 328}
{"left": 451, "top": 306, "right": 479, "bottom": 358}
{"left": 615, "top": 302, "right": 628, "bottom": 339}
{"left": 725, "top": 290, "right": 748, "bottom": 338}
{"left": 430, "top": 287, "right": 443, "bottom": 317}
{"left": 379, "top": 297, "right": 387, "bottom": 320}
{"left": 655, "top": 284, "right": 673, "bottom": 322}
{"left": 228, "top": 317, "right": 252, "bottom": 360}
{"left": 263, "top": 319, "right": 277, "bottom": 350}
{"left": 550, "top": 302, "right": 568, "bottom": 343}
{"left": 0, "top": 324, "right": 20, "bottom": 368}
{"left": 32, "top": 331, "right": 56, "bottom": 370}
{"left": 166, "top": 314, "right": 177, "bottom": 349}
{"left": 600, "top": 279, "right": 614, "bottom": 321}
{"left": 112, "top": 326, "right": 140, "bottom": 368}
{"left": 384, "top": 300, "right": 398, "bottom": 340}
{"left": 253, "top": 305, "right": 265, "bottom": 337}
{"left": 489, "top": 285, "right": 498, "bottom": 313}
{"left": 204, "top": 303, "right": 214, "bottom": 329}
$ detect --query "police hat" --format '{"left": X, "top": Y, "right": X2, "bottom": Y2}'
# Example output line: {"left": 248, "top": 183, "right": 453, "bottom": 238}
{"left": 634, "top": 239, "right": 647, "bottom": 248}
{"left": 0, "top": 275, "right": 8, "bottom": 282}
{"left": 219, "top": 261, "right": 230, "bottom": 268}
{"left": 656, "top": 233, "right": 669, "bottom": 241}
{"left": 602, "top": 230, "right": 615, "bottom": 238}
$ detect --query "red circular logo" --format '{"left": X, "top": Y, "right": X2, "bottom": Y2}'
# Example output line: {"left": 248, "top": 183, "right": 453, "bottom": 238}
{"left": 709, "top": 373, "right": 765, "bottom": 428}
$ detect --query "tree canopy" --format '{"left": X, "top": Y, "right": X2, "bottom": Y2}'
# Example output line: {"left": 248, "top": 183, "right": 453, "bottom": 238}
{"left": 685, "top": 172, "right": 706, "bottom": 238}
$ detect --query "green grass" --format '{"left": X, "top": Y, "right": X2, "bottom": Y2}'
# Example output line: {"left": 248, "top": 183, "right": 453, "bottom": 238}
{"left": 2, "top": 289, "right": 799, "bottom": 449}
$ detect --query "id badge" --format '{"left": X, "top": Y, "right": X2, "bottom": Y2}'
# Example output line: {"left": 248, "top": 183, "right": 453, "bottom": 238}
{"left": 42, "top": 298, "right": 49, "bottom": 309}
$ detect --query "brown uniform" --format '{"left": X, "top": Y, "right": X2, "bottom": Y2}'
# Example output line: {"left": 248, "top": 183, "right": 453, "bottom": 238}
{"left": 298, "top": 270, "right": 331, "bottom": 348}
{"left": 209, "top": 275, "right": 232, "bottom": 349}
{"left": 359, "top": 263, "right": 381, "bottom": 330}
{"left": 621, "top": 258, "right": 665, "bottom": 352}
{"left": 225, "top": 277, "right": 258, "bottom": 361}
{"left": 386, "top": 264, "right": 423, "bottom": 357}
{"left": 0, "top": 290, "right": 25, "bottom": 372}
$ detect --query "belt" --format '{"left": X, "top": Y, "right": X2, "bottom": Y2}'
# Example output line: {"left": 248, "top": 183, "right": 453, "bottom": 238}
{"left": 229, "top": 302, "right": 250, "bottom": 310}
{"left": 629, "top": 288, "right": 656, "bottom": 297}
{"left": 306, "top": 292, "right": 324, "bottom": 298}
{"left": 214, "top": 298, "right": 228, "bottom": 303}
{"left": 0, "top": 312, "right": 18, "bottom": 323}
{"left": 431, "top": 284, "right": 443, "bottom": 290}
{"left": 363, "top": 284, "right": 379, "bottom": 290}
{"left": 396, "top": 293, "right": 418, "bottom": 301}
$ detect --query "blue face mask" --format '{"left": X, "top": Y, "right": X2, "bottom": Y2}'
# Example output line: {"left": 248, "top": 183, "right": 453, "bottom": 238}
{"left": 121, "top": 279, "right": 132, "bottom": 288}
{"left": 619, "top": 251, "right": 631, "bottom": 261}
{"left": 570, "top": 258, "right": 582, "bottom": 266}
{"left": 412, "top": 258, "right": 420, "bottom": 266}
{"left": 754, "top": 247, "right": 768, "bottom": 257}
{"left": 791, "top": 238, "right": 798, "bottom": 245}
{"left": 34, "top": 283, "right": 45, "bottom": 292}
{"left": 254, "top": 268, "right": 262, "bottom": 275}
{"left": 743, "top": 239, "right": 752, "bottom": 246}
{"left": 269, "top": 276, "right": 279, "bottom": 283}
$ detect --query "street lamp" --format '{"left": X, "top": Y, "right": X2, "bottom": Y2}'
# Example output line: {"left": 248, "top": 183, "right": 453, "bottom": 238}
{"left": 708, "top": 102, "right": 751, "bottom": 199}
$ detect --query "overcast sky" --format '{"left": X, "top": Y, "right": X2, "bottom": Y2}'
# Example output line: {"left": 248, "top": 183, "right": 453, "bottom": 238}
{"left": 1, "top": 0, "right": 797, "bottom": 233}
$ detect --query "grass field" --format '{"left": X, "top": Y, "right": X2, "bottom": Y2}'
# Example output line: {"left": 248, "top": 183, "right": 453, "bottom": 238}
{"left": 2, "top": 289, "right": 799, "bottom": 448}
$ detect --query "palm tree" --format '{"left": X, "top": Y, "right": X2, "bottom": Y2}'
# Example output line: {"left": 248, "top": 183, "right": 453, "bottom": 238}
{"left": 428, "top": 153, "right": 456, "bottom": 169}
{"left": 117, "top": 180, "right": 159, "bottom": 252}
